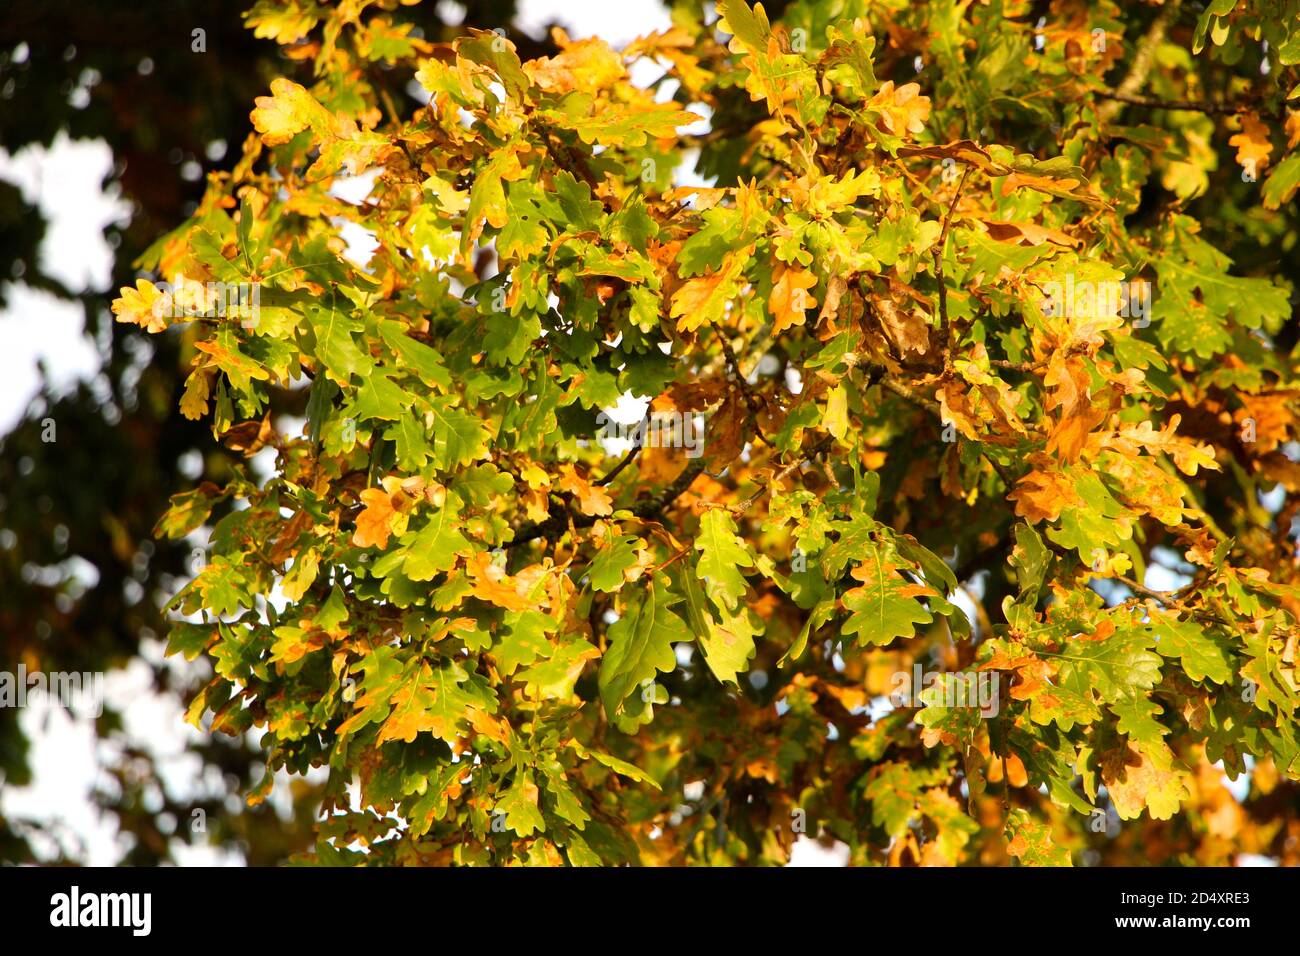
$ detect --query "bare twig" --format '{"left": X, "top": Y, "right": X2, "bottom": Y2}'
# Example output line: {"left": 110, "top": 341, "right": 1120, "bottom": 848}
{"left": 1112, "top": 573, "right": 1234, "bottom": 627}
{"left": 881, "top": 376, "right": 942, "bottom": 417}
{"left": 734, "top": 435, "right": 834, "bottom": 513}
{"left": 879, "top": 374, "right": 1016, "bottom": 489}
{"left": 1114, "top": 574, "right": 1191, "bottom": 604}
{"left": 507, "top": 457, "right": 709, "bottom": 549}
{"left": 1095, "top": 89, "right": 1278, "bottom": 120}
{"left": 932, "top": 165, "right": 972, "bottom": 333}
{"left": 594, "top": 421, "right": 646, "bottom": 487}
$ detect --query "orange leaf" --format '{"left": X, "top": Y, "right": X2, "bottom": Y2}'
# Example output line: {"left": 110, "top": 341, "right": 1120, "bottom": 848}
{"left": 466, "top": 551, "right": 534, "bottom": 612}
{"left": 1009, "top": 456, "right": 1081, "bottom": 523}
{"left": 867, "top": 81, "right": 931, "bottom": 136}
{"left": 353, "top": 488, "right": 397, "bottom": 549}
{"left": 557, "top": 464, "right": 613, "bottom": 516}
{"left": 1228, "top": 112, "right": 1273, "bottom": 174}
{"left": 769, "top": 265, "right": 817, "bottom": 336}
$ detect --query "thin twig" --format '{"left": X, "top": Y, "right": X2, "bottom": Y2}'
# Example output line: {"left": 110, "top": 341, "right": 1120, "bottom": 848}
{"left": 1114, "top": 574, "right": 1194, "bottom": 604}
{"left": 712, "top": 322, "right": 773, "bottom": 447}
{"left": 735, "top": 435, "right": 834, "bottom": 513}
{"left": 506, "top": 457, "right": 709, "bottom": 549}
{"left": 1112, "top": 574, "right": 1234, "bottom": 627}
{"left": 594, "top": 424, "right": 645, "bottom": 487}
{"left": 881, "top": 376, "right": 941, "bottom": 417}
{"left": 879, "top": 374, "right": 1016, "bottom": 489}
{"left": 1095, "top": 89, "right": 1277, "bottom": 120}
{"left": 932, "top": 165, "right": 972, "bottom": 333}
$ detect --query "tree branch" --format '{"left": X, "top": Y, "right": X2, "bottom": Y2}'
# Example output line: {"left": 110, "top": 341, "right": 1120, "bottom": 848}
{"left": 1113, "top": 573, "right": 1233, "bottom": 627}
{"left": 1095, "top": 89, "right": 1280, "bottom": 121}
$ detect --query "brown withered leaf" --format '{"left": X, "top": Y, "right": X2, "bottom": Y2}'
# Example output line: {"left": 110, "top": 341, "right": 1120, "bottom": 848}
{"left": 220, "top": 415, "right": 276, "bottom": 456}
{"left": 703, "top": 391, "right": 748, "bottom": 472}
{"left": 871, "top": 279, "right": 931, "bottom": 359}
{"left": 1043, "top": 353, "right": 1106, "bottom": 462}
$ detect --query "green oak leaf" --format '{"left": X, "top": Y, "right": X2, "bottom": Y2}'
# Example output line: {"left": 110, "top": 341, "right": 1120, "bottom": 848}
{"left": 597, "top": 576, "right": 689, "bottom": 722}
{"left": 401, "top": 497, "right": 472, "bottom": 582}
{"left": 428, "top": 396, "right": 489, "bottom": 469}
{"left": 679, "top": 564, "right": 758, "bottom": 686}
{"left": 840, "top": 544, "right": 936, "bottom": 647}
{"left": 694, "top": 509, "right": 754, "bottom": 611}
{"left": 496, "top": 770, "right": 546, "bottom": 837}
{"left": 1146, "top": 615, "right": 1233, "bottom": 685}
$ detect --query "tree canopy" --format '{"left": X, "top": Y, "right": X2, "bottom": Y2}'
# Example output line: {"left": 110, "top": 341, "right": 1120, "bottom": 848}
{"left": 104, "top": 0, "right": 1300, "bottom": 865}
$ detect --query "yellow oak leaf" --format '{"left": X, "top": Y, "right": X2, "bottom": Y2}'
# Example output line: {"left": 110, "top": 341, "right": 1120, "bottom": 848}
{"left": 1102, "top": 744, "right": 1190, "bottom": 821}
{"left": 179, "top": 369, "right": 211, "bottom": 421}
{"left": 525, "top": 35, "right": 625, "bottom": 94}
{"left": 671, "top": 256, "right": 741, "bottom": 332}
{"left": 111, "top": 279, "right": 171, "bottom": 333}
{"left": 250, "top": 77, "right": 334, "bottom": 146}
{"left": 868, "top": 80, "right": 931, "bottom": 136}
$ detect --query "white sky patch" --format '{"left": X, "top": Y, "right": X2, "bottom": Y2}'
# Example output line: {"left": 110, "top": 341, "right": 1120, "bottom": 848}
{"left": 0, "top": 284, "right": 102, "bottom": 433}
{"left": 948, "top": 587, "right": 978, "bottom": 635}
{"left": 516, "top": 0, "right": 670, "bottom": 48}
{"left": 0, "top": 135, "right": 126, "bottom": 433}
{"left": 788, "top": 835, "right": 851, "bottom": 866}
{"left": 597, "top": 390, "right": 651, "bottom": 456}
{"left": 673, "top": 147, "right": 716, "bottom": 190}
{"left": 329, "top": 167, "right": 381, "bottom": 205}
{"left": 1144, "top": 562, "right": 1192, "bottom": 592}
{"left": 1259, "top": 481, "right": 1286, "bottom": 514}
{"left": 330, "top": 169, "right": 382, "bottom": 267}
{"left": 679, "top": 101, "right": 713, "bottom": 137}
{"left": 335, "top": 219, "right": 380, "bottom": 269}
{"left": 628, "top": 56, "right": 669, "bottom": 90}
{"left": 0, "top": 132, "right": 129, "bottom": 291}
{"left": 2, "top": 697, "right": 111, "bottom": 863}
